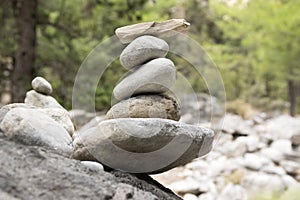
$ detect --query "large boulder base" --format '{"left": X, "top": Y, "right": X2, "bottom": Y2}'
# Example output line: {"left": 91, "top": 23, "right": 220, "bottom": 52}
{"left": 0, "top": 131, "right": 182, "bottom": 200}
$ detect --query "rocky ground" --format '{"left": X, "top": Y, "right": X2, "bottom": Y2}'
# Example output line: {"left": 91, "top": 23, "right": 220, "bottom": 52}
{"left": 152, "top": 113, "right": 300, "bottom": 200}
{"left": 1, "top": 75, "right": 299, "bottom": 199}
{"left": 0, "top": 130, "right": 181, "bottom": 200}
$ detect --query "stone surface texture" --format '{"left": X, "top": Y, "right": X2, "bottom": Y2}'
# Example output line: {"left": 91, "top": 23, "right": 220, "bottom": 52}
{"left": 0, "top": 131, "right": 182, "bottom": 200}
{"left": 72, "top": 118, "right": 214, "bottom": 174}
{"left": 106, "top": 94, "right": 180, "bottom": 121}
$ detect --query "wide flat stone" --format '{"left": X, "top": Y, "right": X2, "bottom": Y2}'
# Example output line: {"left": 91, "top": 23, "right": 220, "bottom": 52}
{"left": 113, "top": 58, "right": 176, "bottom": 100}
{"left": 115, "top": 19, "right": 190, "bottom": 44}
{"left": 120, "top": 35, "right": 169, "bottom": 69}
{"left": 106, "top": 94, "right": 180, "bottom": 121}
{"left": 31, "top": 76, "right": 53, "bottom": 95}
{"left": 72, "top": 118, "right": 214, "bottom": 174}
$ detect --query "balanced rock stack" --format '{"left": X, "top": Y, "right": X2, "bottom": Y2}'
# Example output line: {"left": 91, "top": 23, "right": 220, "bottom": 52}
{"left": 73, "top": 19, "right": 215, "bottom": 174}
{"left": 0, "top": 76, "right": 74, "bottom": 156}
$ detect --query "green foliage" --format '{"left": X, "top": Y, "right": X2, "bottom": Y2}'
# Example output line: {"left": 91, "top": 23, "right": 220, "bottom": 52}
{"left": 249, "top": 183, "right": 300, "bottom": 200}
{"left": 1, "top": 0, "right": 299, "bottom": 113}
{"left": 206, "top": 0, "right": 300, "bottom": 113}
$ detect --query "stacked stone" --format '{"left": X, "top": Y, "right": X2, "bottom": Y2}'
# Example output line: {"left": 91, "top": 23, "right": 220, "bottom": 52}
{"left": 107, "top": 35, "right": 180, "bottom": 121}
{"left": 72, "top": 19, "right": 215, "bottom": 174}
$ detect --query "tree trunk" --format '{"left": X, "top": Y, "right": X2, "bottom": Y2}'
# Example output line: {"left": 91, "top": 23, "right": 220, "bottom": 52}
{"left": 288, "top": 80, "right": 296, "bottom": 117}
{"left": 11, "top": 0, "right": 37, "bottom": 102}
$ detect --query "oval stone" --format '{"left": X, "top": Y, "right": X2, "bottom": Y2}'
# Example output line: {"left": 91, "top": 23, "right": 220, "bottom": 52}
{"left": 113, "top": 58, "right": 176, "bottom": 100}
{"left": 32, "top": 76, "right": 53, "bottom": 95}
{"left": 120, "top": 35, "right": 169, "bottom": 69}
{"left": 106, "top": 94, "right": 180, "bottom": 121}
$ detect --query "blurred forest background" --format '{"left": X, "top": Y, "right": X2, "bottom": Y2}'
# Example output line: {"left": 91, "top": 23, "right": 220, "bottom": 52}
{"left": 0, "top": 0, "right": 300, "bottom": 115}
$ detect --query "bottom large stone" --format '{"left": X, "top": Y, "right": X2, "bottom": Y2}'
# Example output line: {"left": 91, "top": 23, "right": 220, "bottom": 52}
{"left": 72, "top": 118, "right": 214, "bottom": 174}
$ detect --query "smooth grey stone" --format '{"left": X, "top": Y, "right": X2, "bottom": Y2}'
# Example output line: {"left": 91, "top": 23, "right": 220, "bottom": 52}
{"left": 0, "top": 107, "right": 72, "bottom": 156}
{"left": 113, "top": 58, "right": 176, "bottom": 100}
{"left": 120, "top": 35, "right": 169, "bottom": 69}
{"left": 72, "top": 118, "right": 214, "bottom": 174}
{"left": 106, "top": 94, "right": 180, "bottom": 121}
{"left": 31, "top": 76, "right": 53, "bottom": 95}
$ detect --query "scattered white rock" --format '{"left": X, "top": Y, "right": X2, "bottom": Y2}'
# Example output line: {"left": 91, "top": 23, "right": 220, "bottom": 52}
{"left": 281, "top": 175, "right": 298, "bottom": 188}
{"left": 31, "top": 76, "right": 53, "bottom": 95}
{"left": 243, "top": 153, "right": 271, "bottom": 170}
{"left": 169, "top": 178, "right": 201, "bottom": 195}
{"left": 81, "top": 161, "right": 104, "bottom": 172}
{"left": 266, "top": 115, "right": 300, "bottom": 140}
{"left": 270, "top": 139, "right": 293, "bottom": 154}
{"left": 279, "top": 160, "right": 300, "bottom": 175}
{"left": 235, "top": 136, "right": 260, "bottom": 152}
{"left": 218, "top": 183, "right": 248, "bottom": 200}
{"left": 183, "top": 193, "right": 198, "bottom": 200}
{"left": 241, "top": 172, "right": 285, "bottom": 193}
{"left": 261, "top": 165, "right": 286, "bottom": 175}
{"left": 260, "top": 147, "right": 283, "bottom": 163}
{"left": 198, "top": 193, "right": 216, "bottom": 200}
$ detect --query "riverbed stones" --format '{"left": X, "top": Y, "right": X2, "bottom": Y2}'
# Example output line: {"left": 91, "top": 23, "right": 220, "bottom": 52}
{"left": 113, "top": 58, "right": 176, "bottom": 100}
{"left": 72, "top": 118, "right": 214, "bottom": 174}
{"left": 32, "top": 76, "right": 53, "bottom": 95}
{"left": 120, "top": 35, "right": 169, "bottom": 69}
{"left": 106, "top": 94, "right": 180, "bottom": 121}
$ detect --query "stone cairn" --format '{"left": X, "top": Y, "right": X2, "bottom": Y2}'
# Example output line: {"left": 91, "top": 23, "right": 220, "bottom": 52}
{"left": 72, "top": 19, "right": 215, "bottom": 174}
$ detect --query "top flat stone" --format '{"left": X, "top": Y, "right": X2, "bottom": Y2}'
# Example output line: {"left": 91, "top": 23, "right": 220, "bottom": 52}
{"left": 32, "top": 76, "right": 53, "bottom": 95}
{"left": 115, "top": 19, "right": 190, "bottom": 44}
